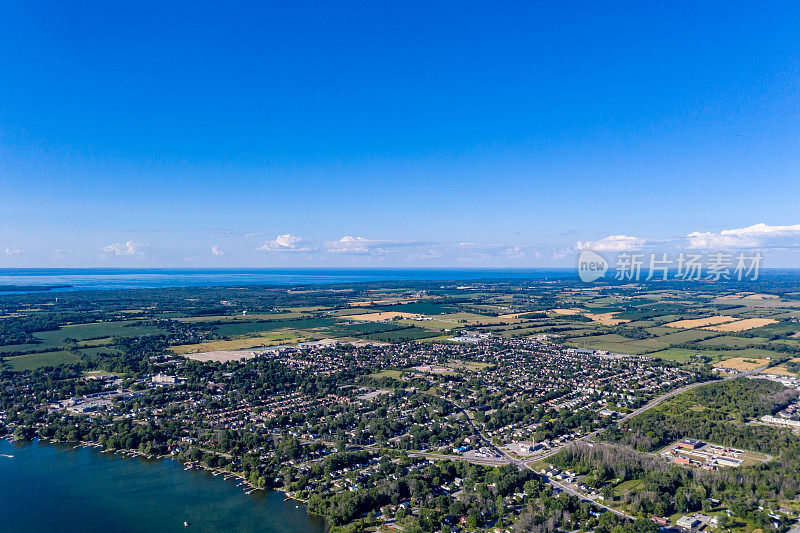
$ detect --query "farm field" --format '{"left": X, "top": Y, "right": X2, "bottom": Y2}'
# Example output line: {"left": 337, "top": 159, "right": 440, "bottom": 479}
{"left": 762, "top": 365, "right": 798, "bottom": 377}
{"left": 368, "top": 369, "right": 404, "bottom": 380}
{"left": 171, "top": 332, "right": 309, "bottom": 354}
{"left": 174, "top": 311, "right": 307, "bottom": 322}
{"left": 716, "top": 357, "right": 771, "bottom": 371}
{"left": 343, "top": 311, "right": 424, "bottom": 321}
{"left": 663, "top": 316, "right": 737, "bottom": 329}
{"left": 564, "top": 333, "right": 669, "bottom": 355}
{"left": 702, "top": 318, "right": 778, "bottom": 332}
{"left": 5, "top": 278, "right": 800, "bottom": 371}
{"left": 372, "top": 302, "right": 457, "bottom": 315}
{"left": 698, "top": 336, "right": 766, "bottom": 348}
{"left": 583, "top": 312, "right": 629, "bottom": 325}
{"left": 647, "top": 348, "right": 706, "bottom": 362}
{"left": 653, "top": 329, "right": 719, "bottom": 344}
{"left": 361, "top": 327, "right": 440, "bottom": 342}
{"left": 5, "top": 350, "right": 82, "bottom": 371}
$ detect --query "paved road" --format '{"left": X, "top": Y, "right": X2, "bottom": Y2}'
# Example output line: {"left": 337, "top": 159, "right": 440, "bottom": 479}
{"left": 455, "top": 369, "right": 767, "bottom": 520}
{"left": 618, "top": 366, "right": 766, "bottom": 425}
{"left": 448, "top": 403, "right": 635, "bottom": 519}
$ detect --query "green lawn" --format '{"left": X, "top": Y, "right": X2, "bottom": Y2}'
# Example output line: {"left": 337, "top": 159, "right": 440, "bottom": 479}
{"left": 648, "top": 348, "right": 707, "bottom": 362}
{"left": 4, "top": 350, "right": 82, "bottom": 371}
{"left": 698, "top": 336, "right": 766, "bottom": 348}
{"left": 368, "top": 369, "right": 404, "bottom": 380}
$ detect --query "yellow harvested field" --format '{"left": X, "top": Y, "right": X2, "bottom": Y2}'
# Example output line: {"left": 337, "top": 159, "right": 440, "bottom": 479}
{"left": 718, "top": 292, "right": 779, "bottom": 300}
{"left": 344, "top": 312, "right": 425, "bottom": 321}
{"left": 717, "top": 357, "right": 770, "bottom": 371}
{"left": 551, "top": 308, "right": 582, "bottom": 315}
{"left": 171, "top": 333, "right": 306, "bottom": 355}
{"left": 762, "top": 365, "right": 797, "bottom": 377}
{"left": 585, "top": 312, "right": 630, "bottom": 326}
{"left": 663, "top": 316, "right": 738, "bottom": 329}
{"left": 702, "top": 318, "right": 777, "bottom": 332}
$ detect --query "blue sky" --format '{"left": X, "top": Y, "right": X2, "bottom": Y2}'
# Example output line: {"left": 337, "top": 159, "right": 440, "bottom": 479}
{"left": 2, "top": 1, "right": 800, "bottom": 267}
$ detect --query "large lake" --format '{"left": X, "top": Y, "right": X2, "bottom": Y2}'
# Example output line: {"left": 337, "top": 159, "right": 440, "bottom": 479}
{"left": 0, "top": 267, "right": 575, "bottom": 294}
{"left": 0, "top": 439, "right": 325, "bottom": 533}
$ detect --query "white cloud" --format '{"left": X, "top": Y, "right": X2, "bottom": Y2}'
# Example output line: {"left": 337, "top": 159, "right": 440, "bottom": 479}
{"left": 325, "top": 236, "right": 430, "bottom": 255}
{"left": 687, "top": 223, "right": 800, "bottom": 249}
{"left": 325, "top": 236, "right": 375, "bottom": 254}
{"left": 504, "top": 246, "right": 525, "bottom": 259}
{"left": 454, "top": 242, "right": 540, "bottom": 261}
{"left": 576, "top": 235, "right": 645, "bottom": 252}
{"left": 102, "top": 241, "right": 146, "bottom": 256}
{"left": 2, "top": 247, "right": 25, "bottom": 256}
{"left": 258, "top": 233, "right": 312, "bottom": 252}
{"left": 211, "top": 245, "right": 224, "bottom": 256}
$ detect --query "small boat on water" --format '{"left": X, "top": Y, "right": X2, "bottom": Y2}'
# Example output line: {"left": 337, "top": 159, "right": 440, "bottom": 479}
{"left": 0, "top": 454, "right": 13, "bottom": 458}
{"left": 184, "top": 521, "right": 190, "bottom": 527}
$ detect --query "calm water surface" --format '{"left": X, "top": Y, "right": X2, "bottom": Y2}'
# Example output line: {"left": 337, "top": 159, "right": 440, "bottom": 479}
{"left": 0, "top": 268, "right": 575, "bottom": 294}
{"left": 0, "top": 439, "right": 325, "bottom": 533}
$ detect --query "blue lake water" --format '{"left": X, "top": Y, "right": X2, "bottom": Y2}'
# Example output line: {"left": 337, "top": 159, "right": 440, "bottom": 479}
{"left": 0, "top": 439, "right": 325, "bottom": 533}
{"left": 0, "top": 268, "right": 576, "bottom": 294}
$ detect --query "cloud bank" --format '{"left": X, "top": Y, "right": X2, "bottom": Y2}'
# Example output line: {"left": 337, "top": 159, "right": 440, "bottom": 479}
{"left": 576, "top": 235, "right": 646, "bottom": 252}
{"left": 687, "top": 223, "right": 800, "bottom": 249}
{"left": 102, "top": 241, "right": 147, "bottom": 256}
{"left": 258, "top": 234, "right": 312, "bottom": 252}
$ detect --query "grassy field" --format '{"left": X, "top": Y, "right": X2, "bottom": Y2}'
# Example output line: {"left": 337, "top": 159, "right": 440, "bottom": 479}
{"left": 368, "top": 369, "right": 404, "bottom": 380}
{"left": 449, "top": 359, "right": 492, "bottom": 371}
{"left": 564, "top": 333, "right": 669, "bottom": 355}
{"left": 324, "top": 322, "right": 408, "bottom": 336}
{"left": 4, "top": 350, "right": 82, "bottom": 371}
{"left": 36, "top": 322, "right": 165, "bottom": 344}
{"left": 362, "top": 328, "right": 440, "bottom": 342}
{"left": 174, "top": 311, "right": 309, "bottom": 322}
{"left": 0, "top": 321, "right": 163, "bottom": 362}
{"left": 0, "top": 343, "right": 42, "bottom": 354}
{"left": 78, "top": 346, "right": 121, "bottom": 357}
{"left": 698, "top": 336, "right": 766, "bottom": 348}
{"left": 372, "top": 303, "right": 458, "bottom": 315}
{"left": 650, "top": 347, "right": 783, "bottom": 363}
{"left": 653, "top": 330, "right": 719, "bottom": 344}
{"left": 747, "top": 322, "right": 800, "bottom": 337}
{"left": 170, "top": 332, "right": 309, "bottom": 354}
{"left": 211, "top": 317, "right": 337, "bottom": 336}
{"left": 648, "top": 348, "right": 705, "bottom": 362}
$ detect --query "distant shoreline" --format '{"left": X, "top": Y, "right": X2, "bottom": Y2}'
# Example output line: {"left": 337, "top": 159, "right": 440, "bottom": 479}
{"left": 0, "top": 267, "right": 579, "bottom": 294}
{"left": 0, "top": 285, "right": 72, "bottom": 292}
